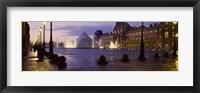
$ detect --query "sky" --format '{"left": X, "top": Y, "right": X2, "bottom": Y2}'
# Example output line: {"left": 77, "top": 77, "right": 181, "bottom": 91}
{"left": 27, "top": 21, "right": 158, "bottom": 43}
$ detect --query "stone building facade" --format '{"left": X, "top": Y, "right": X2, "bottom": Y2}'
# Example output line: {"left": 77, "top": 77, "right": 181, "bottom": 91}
{"left": 125, "top": 22, "right": 178, "bottom": 51}
{"left": 99, "top": 33, "right": 113, "bottom": 48}
{"left": 22, "top": 22, "right": 30, "bottom": 56}
{"left": 94, "top": 22, "right": 178, "bottom": 51}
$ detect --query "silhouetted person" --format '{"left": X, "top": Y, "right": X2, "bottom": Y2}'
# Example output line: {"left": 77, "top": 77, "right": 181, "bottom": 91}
{"left": 50, "top": 54, "right": 59, "bottom": 64}
{"left": 154, "top": 52, "right": 160, "bottom": 58}
{"left": 163, "top": 52, "right": 169, "bottom": 58}
{"left": 98, "top": 55, "right": 108, "bottom": 65}
{"left": 121, "top": 54, "right": 130, "bottom": 62}
{"left": 57, "top": 56, "right": 67, "bottom": 70}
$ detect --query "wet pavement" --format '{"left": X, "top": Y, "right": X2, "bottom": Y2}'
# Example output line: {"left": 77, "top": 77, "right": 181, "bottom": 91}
{"left": 22, "top": 48, "right": 178, "bottom": 71}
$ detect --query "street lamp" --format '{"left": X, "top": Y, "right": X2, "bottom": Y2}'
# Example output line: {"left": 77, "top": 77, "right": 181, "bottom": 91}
{"left": 38, "top": 27, "right": 44, "bottom": 61}
{"left": 172, "top": 22, "right": 178, "bottom": 57}
{"left": 43, "top": 22, "right": 46, "bottom": 54}
{"left": 138, "top": 22, "right": 146, "bottom": 61}
{"left": 49, "top": 22, "right": 54, "bottom": 58}
{"left": 39, "top": 27, "right": 42, "bottom": 48}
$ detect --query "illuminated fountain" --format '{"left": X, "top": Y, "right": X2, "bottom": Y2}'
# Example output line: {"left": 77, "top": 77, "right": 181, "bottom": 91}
{"left": 99, "top": 46, "right": 104, "bottom": 49}
{"left": 64, "top": 38, "right": 76, "bottom": 48}
{"left": 109, "top": 41, "right": 117, "bottom": 49}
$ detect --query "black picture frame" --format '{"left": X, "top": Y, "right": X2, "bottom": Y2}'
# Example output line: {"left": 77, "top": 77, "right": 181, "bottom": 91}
{"left": 0, "top": 0, "right": 200, "bottom": 93}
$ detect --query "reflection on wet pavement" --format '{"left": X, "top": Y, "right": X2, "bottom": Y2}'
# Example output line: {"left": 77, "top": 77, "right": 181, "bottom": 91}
{"left": 23, "top": 48, "right": 178, "bottom": 71}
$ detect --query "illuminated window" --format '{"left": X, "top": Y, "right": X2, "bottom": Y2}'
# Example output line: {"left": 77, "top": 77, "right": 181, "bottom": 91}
{"left": 172, "top": 26, "right": 175, "bottom": 29}
{"left": 165, "top": 32, "right": 169, "bottom": 38}
{"left": 172, "top": 32, "right": 174, "bottom": 37}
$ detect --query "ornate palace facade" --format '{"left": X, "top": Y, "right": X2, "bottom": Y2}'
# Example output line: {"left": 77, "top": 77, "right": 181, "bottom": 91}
{"left": 94, "top": 22, "right": 178, "bottom": 51}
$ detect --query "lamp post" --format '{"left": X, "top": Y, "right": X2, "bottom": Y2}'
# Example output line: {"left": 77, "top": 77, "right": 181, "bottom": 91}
{"left": 43, "top": 22, "right": 46, "bottom": 54}
{"left": 38, "top": 27, "right": 44, "bottom": 61}
{"left": 138, "top": 22, "right": 146, "bottom": 61}
{"left": 172, "top": 22, "right": 178, "bottom": 57}
{"left": 49, "top": 22, "right": 54, "bottom": 58}
{"left": 39, "top": 27, "right": 42, "bottom": 48}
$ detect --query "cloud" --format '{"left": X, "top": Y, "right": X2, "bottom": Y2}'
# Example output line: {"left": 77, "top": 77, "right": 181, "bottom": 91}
{"left": 53, "top": 25, "right": 77, "bottom": 31}
{"left": 53, "top": 25, "right": 114, "bottom": 36}
{"left": 50, "top": 22, "right": 157, "bottom": 37}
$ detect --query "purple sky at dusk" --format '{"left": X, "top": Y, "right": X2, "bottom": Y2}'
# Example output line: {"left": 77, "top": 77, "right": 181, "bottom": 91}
{"left": 28, "top": 21, "right": 158, "bottom": 43}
